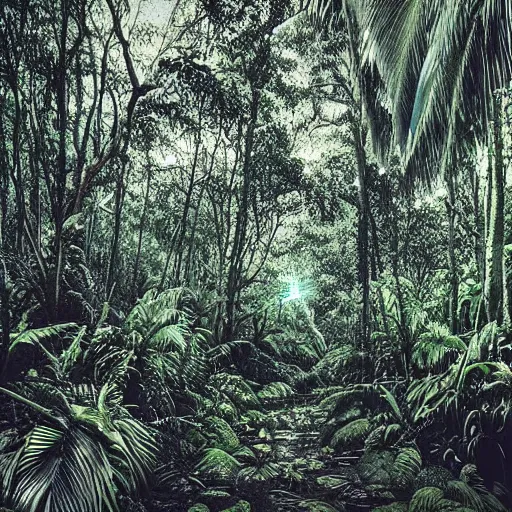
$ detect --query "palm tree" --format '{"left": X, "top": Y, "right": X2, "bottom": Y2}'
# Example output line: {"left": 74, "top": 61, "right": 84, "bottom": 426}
{"left": 0, "top": 382, "right": 156, "bottom": 512}
{"left": 313, "top": 0, "right": 512, "bottom": 324}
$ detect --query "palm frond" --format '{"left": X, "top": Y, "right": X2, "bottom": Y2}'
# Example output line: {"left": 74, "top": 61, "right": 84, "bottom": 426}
{"left": 413, "top": 324, "right": 466, "bottom": 372}
{"left": 207, "top": 340, "right": 251, "bottom": 362}
{"left": 408, "top": 486, "right": 444, "bottom": 512}
{"left": 195, "top": 448, "right": 240, "bottom": 481}
{"left": 4, "top": 424, "right": 117, "bottom": 512}
{"left": 362, "top": 0, "right": 512, "bottom": 184}
{"left": 9, "top": 323, "right": 77, "bottom": 354}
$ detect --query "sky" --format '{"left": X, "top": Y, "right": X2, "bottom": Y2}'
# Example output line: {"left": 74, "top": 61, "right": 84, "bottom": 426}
{"left": 137, "top": 0, "right": 179, "bottom": 26}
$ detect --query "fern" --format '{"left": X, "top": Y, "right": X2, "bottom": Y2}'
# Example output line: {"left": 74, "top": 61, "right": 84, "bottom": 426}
{"left": 330, "top": 418, "right": 371, "bottom": 450}
{"left": 445, "top": 480, "right": 486, "bottom": 512}
{"left": 195, "top": 448, "right": 240, "bottom": 480}
{"left": 257, "top": 382, "right": 294, "bottom": 400}
{"left": 408, "top": 487, "right": 444, "bottom": 512}
{"left": 413, "top": 323, "right": 466, "bottom": 372}
{"left": 205, "top": 416, "right": 240, "bottom": 452}
{"left": 238, "top": 462, "right": 279, "bottom": 482}
{"left": 391, "top": 447, "right": 422, "bottom": 489}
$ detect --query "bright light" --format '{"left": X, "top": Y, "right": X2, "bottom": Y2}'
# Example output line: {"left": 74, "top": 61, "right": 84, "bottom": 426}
{"left": 282, "top": 281, "right": 301, "bottom": 303}
{"left": 434, "top": 187, "right": 447, "bottom": 199}
{"left": 162, "top": 154, "right": 177, "bottom": 167}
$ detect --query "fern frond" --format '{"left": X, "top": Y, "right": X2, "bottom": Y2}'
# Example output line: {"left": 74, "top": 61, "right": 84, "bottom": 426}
{"left": 391, "top": 447, "right": 422, "bottom": 489}
{"left": 205, "top": 417, "right": 240, "bottom": 452}
{"left": 330, "top": 418, "right": 371, "bottom": 450}
{"left": 445, "top": 480, "right": 486, "bottom": 512}
{"left": 408, "top": 487, "right": 444, "bottom": 512}
{"left": 195, "top": 448, "right": 240, "bottom": 481}
{"left": 10, "top": 323, "right": 78, "bottom": 354}
{"left": 257, "top": 382, "right": 294, "bottom": 400}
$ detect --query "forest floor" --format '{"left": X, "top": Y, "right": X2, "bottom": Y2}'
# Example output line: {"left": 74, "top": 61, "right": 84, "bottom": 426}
{"left": 233, "top": 395, "right": 375, "bottom": 512}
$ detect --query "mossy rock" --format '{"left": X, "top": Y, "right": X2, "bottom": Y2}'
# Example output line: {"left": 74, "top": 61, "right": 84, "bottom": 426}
{"left": 413, "top": 466, "right": 453, "bottom": 493}
{"left": 357, "top": 449, "right": 396, "bottom": 487}
{"left": 220, "top": 500, "right": 251, "bottom": 512}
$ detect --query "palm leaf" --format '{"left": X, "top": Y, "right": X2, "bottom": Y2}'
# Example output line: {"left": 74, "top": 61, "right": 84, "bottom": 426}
{"left": 362, "top": 0, "right": 512, "bottom": 184}
{"left": 9, "top": 323, "right": 77, "bottom": 354}
{"left": 408, "top": 486, "right": 444, "bottom": 512}
{"left": 4, "top": 424, "right": 117, "bottom": 512}
{"left": 195, "top": 448, "right": 240, "bottom": 480}
{"left": 445, "top": 480, "right": 486, "bottom": 512}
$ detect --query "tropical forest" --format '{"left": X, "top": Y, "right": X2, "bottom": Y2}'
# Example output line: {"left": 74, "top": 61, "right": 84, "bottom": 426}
{"left": 0, "top": 0, "right": 512, "bottom": 511}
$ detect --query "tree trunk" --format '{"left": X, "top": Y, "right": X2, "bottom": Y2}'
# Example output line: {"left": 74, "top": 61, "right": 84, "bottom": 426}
{"left": 484, "top": 94, "right": 505, "bottom": 326}
{"left": 445, "top": 170, "right": 459, "bottom": 334}
{"left": 224, "top": 90, "right": 259, "bottom": 342}
{"left": 106, "top": 160, "right": 127, "bottom": 299}
{"left": 354, "top": 129, "right": 371, "bottom": 347}
{"left": 132, "top": 165, "right": 152, "bottom": 299}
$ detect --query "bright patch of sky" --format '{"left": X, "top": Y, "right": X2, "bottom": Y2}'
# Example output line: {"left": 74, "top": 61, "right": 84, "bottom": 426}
{"left": 137, "top": 0, "right": 178, "bottom": 26}
{"left": 162, "top": 153, "right": 177, "bottom": 167}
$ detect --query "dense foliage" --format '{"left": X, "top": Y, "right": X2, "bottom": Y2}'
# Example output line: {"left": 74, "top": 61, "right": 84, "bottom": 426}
{"left": 0, "top": 0, "right": 511, "bottom": 511}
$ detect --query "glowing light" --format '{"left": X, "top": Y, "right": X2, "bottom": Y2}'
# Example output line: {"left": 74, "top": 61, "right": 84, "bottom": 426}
{"left": 282, "top": 281, "right": 301, "bottom": 302}
{"left": 162, "top": 154, "right": 177, "bottom": 167}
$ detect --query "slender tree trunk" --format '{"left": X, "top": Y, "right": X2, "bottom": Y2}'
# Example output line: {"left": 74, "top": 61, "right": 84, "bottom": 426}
{"left": 484, "top": 93, "right": 505, "bottom": 326}
{"left": 52, "top": 0, "right": 69, "bottom": 318}
{"left": 354, "top": 130, "right": 371, "bottom": 346}
{"left": 0, "top": 109, "right": 9, "bottom": 248}
{"left": 0, "top": 258, "right": 10, "bottom": 383}
{"left": 132, "top": 166, "right": 152, "bottom": 299}
{"left": 224, "top": 89, "right": 259, "bottom": 342}
{"left": 174, "top": 128, "right": 201, "bottom": 284}
{"left": 445, "top": 169, "right": 459, "bottom": 333}
{"left": 343, "top": 0, "right": 371, "bottom": 350}
{"left": 106, "top": 160, "right": 127, "bottom": 298}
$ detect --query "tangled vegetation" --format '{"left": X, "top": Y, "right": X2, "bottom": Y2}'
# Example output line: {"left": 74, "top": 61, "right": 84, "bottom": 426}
{"left": 0, "top": 0, "right": 512, "bottom": 511}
